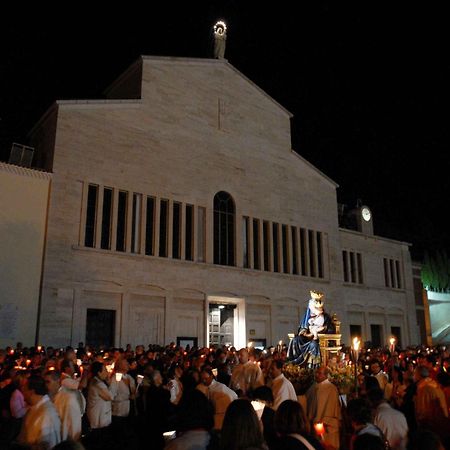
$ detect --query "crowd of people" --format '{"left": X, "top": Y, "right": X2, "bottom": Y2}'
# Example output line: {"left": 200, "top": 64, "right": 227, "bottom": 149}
{"left": 0, "top": 341, "right": 449, "bottom": 450}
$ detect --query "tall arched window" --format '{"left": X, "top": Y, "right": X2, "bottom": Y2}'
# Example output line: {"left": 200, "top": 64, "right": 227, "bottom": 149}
{"left": 214, "top": 191, "right": 235, "bottom": 266}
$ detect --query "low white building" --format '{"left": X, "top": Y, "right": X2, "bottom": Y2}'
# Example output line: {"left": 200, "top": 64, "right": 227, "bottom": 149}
{"left": 1, "top": 56, "right": 419, "bottom": 349}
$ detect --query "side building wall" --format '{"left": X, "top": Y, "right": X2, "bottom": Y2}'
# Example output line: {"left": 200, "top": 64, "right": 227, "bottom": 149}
{"left": 339, "top": 228, "right": 419, "bottom": 347}
{"left": 0, "top": 163, "right": 51, "bottom": 347}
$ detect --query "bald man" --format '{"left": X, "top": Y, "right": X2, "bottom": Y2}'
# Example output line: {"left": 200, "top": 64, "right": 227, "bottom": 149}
{"left": 229, "top": 348, "right": 264, "bottom": 396}
{"left": 306, "top": 366, "right": 341, "bottom": 450}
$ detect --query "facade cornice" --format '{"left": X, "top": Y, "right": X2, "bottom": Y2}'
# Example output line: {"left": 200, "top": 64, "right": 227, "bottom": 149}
{"left": 339, "top": 227, "right": 411, "bottom": 247}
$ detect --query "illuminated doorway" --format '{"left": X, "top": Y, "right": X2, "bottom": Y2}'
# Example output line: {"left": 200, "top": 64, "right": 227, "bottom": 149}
{"left": 207, "top": 296, "right": 246, "bottom": 349}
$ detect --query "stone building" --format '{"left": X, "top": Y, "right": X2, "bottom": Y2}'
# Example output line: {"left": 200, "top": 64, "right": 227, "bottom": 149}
{"left": 0, "top": 162, "right": 51, "bottom": 348}
{"left": 1, "top": 56, "right": 419, "bottom": 349}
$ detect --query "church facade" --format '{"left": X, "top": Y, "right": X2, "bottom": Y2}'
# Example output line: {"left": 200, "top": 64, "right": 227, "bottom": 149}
{"left": 22, "top": 56, "right": 418, "bottom": 349}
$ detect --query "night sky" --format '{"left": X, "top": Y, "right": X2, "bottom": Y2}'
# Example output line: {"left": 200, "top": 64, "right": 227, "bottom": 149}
{"left": 1, "top": 3, "right": 448, "bottom": 260}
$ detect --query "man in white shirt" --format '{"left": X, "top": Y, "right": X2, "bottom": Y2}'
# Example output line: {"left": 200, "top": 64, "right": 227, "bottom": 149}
{"left": 371, "top": 360, "right": 389, "bottom": 391}
{"left": 197, "top": 367, "right": 237, "bottom": 429}
{"left": 306, "top": 366, "right": 341, "bottom": 450}
{"left": 44, "top": 367, "right": 86, "bottom": 442}
{"left": 268, "top": 360, "right": 297, "bottom": 410}
{"left": 229, "top": 348, "right": 264, "bottom": 396}
{"left": 19, "top": 374, "right": 62, "bottom": 449}
{"left": 87, "top": 361, "right": 117, "bottom": 430}
{"left": 368, "top": 387, "right": 408, "bottom": 450}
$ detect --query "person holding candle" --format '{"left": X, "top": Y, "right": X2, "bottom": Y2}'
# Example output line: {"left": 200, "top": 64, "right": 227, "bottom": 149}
{"left": 273, "top": 399, "right": 324, "bottom": 450}
{"left": 111, "top": 358, "right": 136, "bottom": 420}
{"left": 306, "top": 366, "right": 341, "bottom": 450}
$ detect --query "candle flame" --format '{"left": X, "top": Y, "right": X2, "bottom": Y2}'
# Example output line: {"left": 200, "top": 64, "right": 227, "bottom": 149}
{"left": 352, "top": 337, "right": 360, "bottom": 351}
{"left": 389, "top": 337, "right": 396, "bottom": 346}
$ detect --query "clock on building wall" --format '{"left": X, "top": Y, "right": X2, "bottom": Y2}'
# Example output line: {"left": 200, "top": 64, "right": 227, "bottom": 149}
{"left": 361, "top": 206, "right": 372, "bottom": 222}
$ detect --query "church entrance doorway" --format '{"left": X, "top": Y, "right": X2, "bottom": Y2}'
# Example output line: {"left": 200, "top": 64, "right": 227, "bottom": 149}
{"left": 207, "top": 296, "right": 246, "bottom": 349}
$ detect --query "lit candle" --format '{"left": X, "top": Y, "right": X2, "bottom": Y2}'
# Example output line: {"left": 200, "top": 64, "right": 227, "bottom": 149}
{"left": 115, "top": 373, "right": 123, "bottom": 381}
{"left": 314, "top": 422, "right": 325, "bottom": 440}
{"left": 37, "top": 346, "right": 42, "bottom": 352}
{"left": 352, "top": 337, "right": 360, "bottom": 352}
{"left": 389, "top": 337, "right": 396, "bottom": 354}
{"left": 352, "top": 337, "right": 360, "bottom": 397}
{"left": 251, "top": 400, "right": 265, "bottom": 420}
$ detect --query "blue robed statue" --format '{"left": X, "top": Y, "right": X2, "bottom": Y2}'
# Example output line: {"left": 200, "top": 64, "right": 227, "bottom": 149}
{"left": 287, "top": 290, "right": 334, "bottom": 368}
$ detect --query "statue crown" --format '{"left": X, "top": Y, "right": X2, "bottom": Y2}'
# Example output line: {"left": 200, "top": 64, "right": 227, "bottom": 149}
{"left": 310, "top": 290, "right": 324, "bottom": 300}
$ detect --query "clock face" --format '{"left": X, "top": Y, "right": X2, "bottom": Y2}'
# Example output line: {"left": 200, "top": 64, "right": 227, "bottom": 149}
{"left": 361, "top": 207, "right": 371, "bottom": 222}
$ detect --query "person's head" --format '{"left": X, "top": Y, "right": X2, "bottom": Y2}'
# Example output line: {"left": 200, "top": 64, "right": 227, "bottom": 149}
{"left": 143, "top": 362, "right": 154, "bottom": 376}
{"left": 252, "top": 385, "right": 274, "bottom": 407}
{"left": 367, "top": 387, "right": 385, "bottom": 409}
{"left": 391, "top": 365, "right": 403, "bottom": 383}
{"left": 238, "top": 348, "right": 249, "bottom": 364}
{"left": 53, "top": 440, "right": 86, "bottom": 450}
{"left": 91, "top": 361, "right": 107, "bottom": 380}
{"left": 65, "top": 349, "right": 76, "bottom": 362}
{"left": 60, "top": 359, "right": 75, "bottom": 377}
{"left": 23, "top": 374, "right": 47, "bottom": 405}
{"left": 365, "top": 375, "right": 380, "bottom": 392}
{"left": 176, "top": 390, "right": 214, "bottom": 432}
{"left": 315, "top": 366, "right": 329, "bottom": 383}
{"left": 274, "top": 399, "right": 310, "bottom": 436}
{"left": 414, "top": 365, "right": 429, "bottom": 382}
{"left": 151, "top": 370, "right": 163, "bottom": 387}
{"left": 370, "top": 360, "right": 382, "bottom": 375}
{"left": 44, "top": 370, "right": 61, "bottom": 397}
{"left": 353, "top": 433, "right": 385, "bottom": 450}
{"left": 409, "top": 429, "right": 445, "bottom": 450}
{"left": 115, "top": 358, "right": 129, "bottom": 374}
{"left": 269, "top": 360, "right": 284, "bottom": 379}
{"left": 200, "top": 367, "right": 214, "bottom": 387}
{"left": 12, "top": 372, "right": 28, "bottom": 390}
{"left": 347, "top": 398, "right": 372, "bottom": 427}
{"left": 220, "top": 399, "right": 264, "bottom": 450}
{"left": 437, "top": 371, "right": 450, "bottom": 388}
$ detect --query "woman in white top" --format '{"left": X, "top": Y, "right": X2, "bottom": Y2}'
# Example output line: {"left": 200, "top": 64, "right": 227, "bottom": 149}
{"left": 87, "top": 361, "right": 116, "bottom": 429}
{"left": 168, "top": 365, "right": 184, "bottom": 406}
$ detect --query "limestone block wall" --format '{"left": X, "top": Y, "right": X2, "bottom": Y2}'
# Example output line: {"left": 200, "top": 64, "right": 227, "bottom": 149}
{"left": 0, "top": 163, "right": 51, "bottom": 347}
{"left": 338, "top": 229, "right": 419, "bottom": 346}
{"left": 30, "top": 57, "right": 419, "bottom": 348}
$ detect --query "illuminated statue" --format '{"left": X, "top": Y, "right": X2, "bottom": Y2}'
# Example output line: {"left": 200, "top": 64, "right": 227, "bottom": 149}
{"left": 213, "top": 21, "right": 227, "bottom": 59}
{"left": 287, "top": 290, "right": 333, "bottom": 368}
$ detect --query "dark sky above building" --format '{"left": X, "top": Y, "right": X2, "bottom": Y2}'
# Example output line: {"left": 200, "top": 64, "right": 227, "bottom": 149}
{"left": 1, "top": 3, "right": 448, "bottom": 260}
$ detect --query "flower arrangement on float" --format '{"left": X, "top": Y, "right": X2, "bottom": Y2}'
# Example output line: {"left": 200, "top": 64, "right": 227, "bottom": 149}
{"left": 328, "top": 364, "right": 356, "bottom": 395}
{"left": 282, "top": 364, "right": 315, "bottom": 395}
